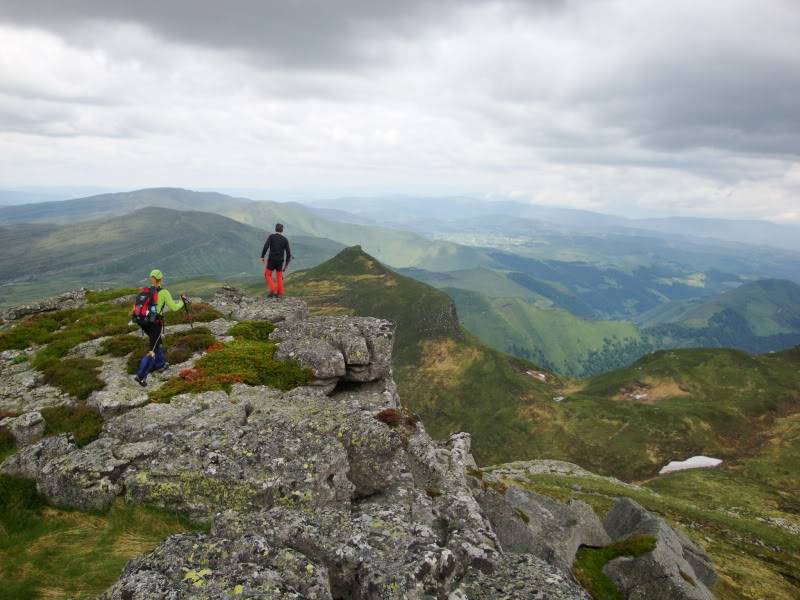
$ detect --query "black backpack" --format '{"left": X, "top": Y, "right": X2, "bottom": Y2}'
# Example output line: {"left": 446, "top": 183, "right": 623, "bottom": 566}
{"left": 132, "top": 286, "right": 161, "bottom": 325}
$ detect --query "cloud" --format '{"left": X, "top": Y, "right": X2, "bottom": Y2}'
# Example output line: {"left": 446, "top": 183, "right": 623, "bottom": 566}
{"left": 0, "top": 0, "right": 798, "bottom": 222}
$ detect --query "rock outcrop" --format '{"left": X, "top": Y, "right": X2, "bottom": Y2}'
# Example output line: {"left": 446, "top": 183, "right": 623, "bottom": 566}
{"left": 473, "top": 474, "right": 610, "bottom": 571}
{"left": 603, "top": 498, "right": 717, "bottom": 599}
{"left": 271, "top": 316, "right": 394, "bottom": 393}
{"left": 210, "top": 285, "right": 307, "bottom": 322}
{"left": 0, "top": 288, "right": 717, "bottom": 599}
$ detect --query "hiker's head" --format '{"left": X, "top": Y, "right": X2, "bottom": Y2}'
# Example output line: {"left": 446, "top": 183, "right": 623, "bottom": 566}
{"left": 275, "top": 223, "right": 284, "bottom": 233}
{"left": 149, "top": 269, "right": 163, "bottom": 286}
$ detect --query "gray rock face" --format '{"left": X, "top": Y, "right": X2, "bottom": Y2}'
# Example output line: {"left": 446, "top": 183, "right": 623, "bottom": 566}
{"left": 603, "top": 498, "right": 716, "bottom": 599}
{"left": 474, "top": 478, "right": 610, "bottom": 571}
{"left": 271, "top": 316, "right": 394, "bottom": 392}
{"left": 0, "top": 410, "right": 45, "bottom": 446}
{"left": 210, "top": 286, "right": 307, "bottom": 322}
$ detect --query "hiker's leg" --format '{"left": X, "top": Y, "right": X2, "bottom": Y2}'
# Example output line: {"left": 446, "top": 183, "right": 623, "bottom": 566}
{"left": 136, "top": 353, "right": 154, "bottom": 379}
{"left": 265, "top": 268, "right": 277, "bottom": 295}
{"left": 277, "top": 270, "right": 285, "bottom": 296}
{"left": 152, "top": 339, "right": 166, "bottom": 370}
{"left": 141, "top": 324, "right": 162, "bottom": 378}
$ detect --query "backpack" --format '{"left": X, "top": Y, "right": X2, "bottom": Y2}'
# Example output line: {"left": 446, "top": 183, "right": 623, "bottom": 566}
{"left": 132, "top": 286, "right": 161, "bottom": 325}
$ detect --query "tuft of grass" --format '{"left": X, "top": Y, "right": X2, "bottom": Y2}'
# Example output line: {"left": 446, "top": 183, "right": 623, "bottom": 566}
{"left": 85, "top": 288, "right": 139, "bottom": 304}
{"left": 0, "top": 474, "right": 192, "bottom": 600}
{"left": 99, "top": 334, "right": 146, "bottom": 358}
{"left": 0, "top": 426, "right": 16, "bottom": 462}
{"left": 374, "top": 407, "right": 420, "bottom": 431}
{"left": 229, "top": 320, "right": 275, "bottom": 342}
{"left": 39, "top": 358, "right": 105, "bottom": 400}
{"left": 573, "top": 535, "right": 657, "bottom": 600}
{"left": 164, "top": 302, "right": 222, "bottom": 325}
{"left": 375, "top": 408, "right": 403, "bottom": 427}
{"left": 149, "top": 338, "right": 311, "bottom": 403}
{"left": 40, "top": 405, "right": 103, "bottom": 447}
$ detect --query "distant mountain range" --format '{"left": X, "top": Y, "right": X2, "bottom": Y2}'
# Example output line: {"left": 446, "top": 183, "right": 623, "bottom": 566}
{"left": 305, "top": 195, "right": 800, "bottom": 252}
{"left": 2, "top": 187, "right": 800, "bottom": 371}
{"left": 0, "top": 206, "right": 342, "bottom": 306}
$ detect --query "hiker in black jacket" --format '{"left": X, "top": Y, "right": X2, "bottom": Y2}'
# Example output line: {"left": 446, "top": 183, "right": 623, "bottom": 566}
{"left": 260, "top": 223, "right": 292, "bottom": 298}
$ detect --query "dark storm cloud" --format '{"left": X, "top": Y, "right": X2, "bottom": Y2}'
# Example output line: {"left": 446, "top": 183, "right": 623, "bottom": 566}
{"left": 0, "top": 0, "right": 473, "bottom": 68}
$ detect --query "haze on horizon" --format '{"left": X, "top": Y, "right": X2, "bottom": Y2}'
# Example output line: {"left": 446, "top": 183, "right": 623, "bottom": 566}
{"left": 1, "top": 0, "right": 799, "bottom": 223}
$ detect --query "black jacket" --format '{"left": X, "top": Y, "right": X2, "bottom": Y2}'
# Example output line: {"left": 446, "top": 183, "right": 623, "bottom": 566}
{"left": 261, "top": 233, "right": 291, "bottom": 266}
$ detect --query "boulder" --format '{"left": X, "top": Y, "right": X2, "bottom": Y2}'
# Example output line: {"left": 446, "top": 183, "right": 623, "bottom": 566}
{"left": 0, "top": 410, "right": 45, "bottom": 446}
{"left": 210, "top": 286, "right": 307, "bottom": 322}
{"left": 603, "top": 498, "right": 716, "bottom": 599}
{"left": 473, "top": 476, "right": 610, "bottom": 571}
{"left": 271, "top": 316, "right": 394, "bottom": 392}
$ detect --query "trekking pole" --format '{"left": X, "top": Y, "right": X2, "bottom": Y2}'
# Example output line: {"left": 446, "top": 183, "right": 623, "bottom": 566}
{"left": 182, "top": 295, "right": 194, "bottom": 329}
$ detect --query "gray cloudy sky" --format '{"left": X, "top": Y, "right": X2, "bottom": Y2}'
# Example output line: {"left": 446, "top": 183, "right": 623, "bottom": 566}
{"left": 1, "top": 0, "right": 799, "bottom": 221}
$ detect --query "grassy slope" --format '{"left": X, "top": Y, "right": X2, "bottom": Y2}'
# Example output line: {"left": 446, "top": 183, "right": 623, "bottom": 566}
{"left": 288, "top": 246, "right": 561, "bottom": 463}
{"left": 289, "top": 248, "right": 800, "bottom": 483}
{"left": 0, "top": 482, "right": 194, "bottom": 600}
{"left": 446, "top": 289, "right": 643, "bottom": 376}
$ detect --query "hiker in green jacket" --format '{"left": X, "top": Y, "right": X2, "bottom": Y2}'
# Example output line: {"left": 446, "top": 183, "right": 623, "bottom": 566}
{"left": 132, "top": 269, "right": 189, "bottom": 387}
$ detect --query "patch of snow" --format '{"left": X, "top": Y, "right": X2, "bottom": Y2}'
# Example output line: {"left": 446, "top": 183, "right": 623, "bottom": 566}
{"left": 659, "top": 456, "right": 722, "bottom": 475}
{"left": 553, "top": 396, "right": 565, "bottom": 402}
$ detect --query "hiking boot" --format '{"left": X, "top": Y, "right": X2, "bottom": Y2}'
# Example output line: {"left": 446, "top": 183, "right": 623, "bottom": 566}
{"left": 156, "top": 363, "right": 170, "bottom": 373}
{"left": 134, "top": 374, "right": 147, "bottom": 387}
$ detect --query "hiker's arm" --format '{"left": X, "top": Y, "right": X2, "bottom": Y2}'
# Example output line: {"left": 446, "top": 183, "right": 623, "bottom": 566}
{"left": 159, "top": 289, "right": 185, "bottom": 312}
{"left": 284, "top": 240, "right": 292, "bottom": 271}
{"left": 260, "top": 235, "right": 272, "bottom": 262}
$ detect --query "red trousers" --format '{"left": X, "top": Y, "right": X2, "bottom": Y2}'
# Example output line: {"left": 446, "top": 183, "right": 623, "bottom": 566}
{"left": 265, "top": 268, "right": 285, "bottom": 295}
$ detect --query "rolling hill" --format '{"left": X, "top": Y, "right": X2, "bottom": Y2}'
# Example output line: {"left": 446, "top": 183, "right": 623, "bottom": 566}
{"left": 445, "top": 290, "right": 645, "bottom": 376}
{"left": 640, "top": 279, "right": 800, "bottom": 353}
{"left": 0, "top": 206, "right": 343, "bottom": 306}
{"left": 287, "top": 247, "right": 800, "bottom": 484}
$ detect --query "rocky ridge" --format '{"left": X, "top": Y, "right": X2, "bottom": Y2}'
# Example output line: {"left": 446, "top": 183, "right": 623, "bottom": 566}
{"left": 0, "top": 288, "right": 717, "bottom": 599}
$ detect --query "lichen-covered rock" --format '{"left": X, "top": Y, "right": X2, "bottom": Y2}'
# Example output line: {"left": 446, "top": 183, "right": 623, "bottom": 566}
{"left": 0, "top": 410, "right": 45, "bottom": 446}
{"left": 89, "top": 357, "right": 150, "bottom": 417}
{"left": 1, "top": 433, "right": 77, "bottom": 479}
{"left": 99, "top": 530, "right": 333, "bottom": 600}
{"left": 210, "top": 286, "right": 307, "bottom": 322}
{"left": 271, "top": 316, "right": 394, "bottom": 391}
{"left": 603, "top": 498, "right": 716, "bottom": 599}
{"left": 451, "top": 553, "right": 590, "bottom": 599}
{"left": 4, "top": 385, "right": 408, "bottom": 519}
{"left": 39, "top": 437, "right": 159, "bottom": 511}
{"left": 473, "top": 478, "right": 610, "bottom": 571}
{"left": 0, "top": 350, "right": 72, "bottom": 413}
